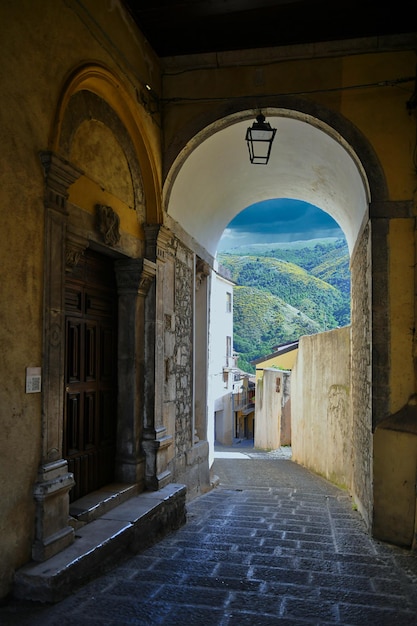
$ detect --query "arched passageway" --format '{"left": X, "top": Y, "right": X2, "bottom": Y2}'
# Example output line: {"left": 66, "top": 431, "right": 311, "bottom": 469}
{"left": 1, "top": 1, "right": 414, "bottom": 603}
{"left": 164, "top": 109, "right": 375, "bottom": 529}
{"left": 165, "top": 112, "right": 369, "bottom": 257}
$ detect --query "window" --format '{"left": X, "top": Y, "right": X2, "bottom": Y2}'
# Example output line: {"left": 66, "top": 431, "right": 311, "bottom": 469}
{"left": 226, "top": 336, "right": 231, "bottom": 366}
{"left": 226, "top": 292, "right": 232, "bottom": 313}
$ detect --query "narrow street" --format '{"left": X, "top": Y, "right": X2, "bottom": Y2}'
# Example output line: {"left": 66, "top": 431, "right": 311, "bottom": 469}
{"left": 2, "top": 445, "right": 417, "bottom": 625}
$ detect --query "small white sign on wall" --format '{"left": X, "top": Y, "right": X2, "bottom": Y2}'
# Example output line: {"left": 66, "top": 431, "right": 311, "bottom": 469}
{"left": 26, "top": 367, "right": 42, "bottom": 393}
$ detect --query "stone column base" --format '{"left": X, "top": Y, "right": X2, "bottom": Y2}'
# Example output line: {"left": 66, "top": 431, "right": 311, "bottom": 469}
{"left": 32, "top": 460, "right": 75, "bottom": 562}
{"left": 142, "top": 428, "right": 173, "bottom": 490}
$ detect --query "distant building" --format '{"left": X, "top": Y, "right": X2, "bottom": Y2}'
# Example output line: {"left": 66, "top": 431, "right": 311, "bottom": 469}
{"left": 251, "top": 341, "right": 298, "bottom": 450}
{"left": 252, "top": 340, "right": 299, "bottom": 380}
{"left": 207, "top": 264, "right": 237, "bottom": 457}
{"left": 232, "top": 370, "right": 256, "bottom": 441}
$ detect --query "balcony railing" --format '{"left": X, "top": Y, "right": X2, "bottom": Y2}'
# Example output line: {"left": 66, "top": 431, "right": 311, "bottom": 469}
{"left": 232, "top": 390, "right": 255, "bottom": 412}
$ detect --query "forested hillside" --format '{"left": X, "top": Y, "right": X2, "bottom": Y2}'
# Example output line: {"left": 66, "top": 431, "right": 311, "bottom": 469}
{"left": 217, "top": 238, "right": 350, "bottom": 373}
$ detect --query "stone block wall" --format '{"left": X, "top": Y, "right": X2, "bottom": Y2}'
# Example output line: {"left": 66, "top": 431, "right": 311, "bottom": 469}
{"left": 164, "top": 237, "right": 211, "bottom": 498}
{"left": 174, "top": 241, "right": 194, "bottom": 457}
{"left": 350, "top": 223, "right": 373, "bottom": 527}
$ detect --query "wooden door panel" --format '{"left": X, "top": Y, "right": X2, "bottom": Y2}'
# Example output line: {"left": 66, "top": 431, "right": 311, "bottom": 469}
{"left": 65, "top": 286, "right": 82, "bottom": 316}
{"left": 100, "top": 326, "right": 114, "bottom": 380}
{"left": 85, "top": 322, "right": 97, "bottom": 381}
{"left": 78, "top": 454, "right": 89, "bottom": 500}
{"left": 66, "top": 392, "right": 81, "bottom": 455}
{"left": 99, "top": 389, "right": 115, "bottom": 442}
{"left": 84, "top": 391, "right": 97, "bottom": 450}
{"left": 87, "top": 450, "right": 99, "bottom": 493}
{"left": 64, "top": 250, "right": 117, "bottom": 502}
{"left": 66, "top": 319, "right": 82, "bottom": 383}
{"left": 86, "top": 290, "right": 115, "bottom": 317}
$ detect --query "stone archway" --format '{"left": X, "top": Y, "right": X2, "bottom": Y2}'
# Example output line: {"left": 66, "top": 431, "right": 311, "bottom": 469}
{"left": 164, "top": 112, "right": 371, "bottom": 256}
{"left": 163, "top": 107, "right": 389, "bottom": 528}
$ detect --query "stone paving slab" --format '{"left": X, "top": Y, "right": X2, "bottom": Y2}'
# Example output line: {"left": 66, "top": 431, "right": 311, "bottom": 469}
{"left": 1, "top": 453, "right": 417, "bottom": 625}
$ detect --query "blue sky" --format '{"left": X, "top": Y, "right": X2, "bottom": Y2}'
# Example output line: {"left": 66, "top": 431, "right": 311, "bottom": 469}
{"left": 217, "top": 199, "right": 344, "bottom": 251}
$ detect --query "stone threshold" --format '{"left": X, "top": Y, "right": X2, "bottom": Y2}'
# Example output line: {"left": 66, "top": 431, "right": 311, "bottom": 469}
{"left": 69, "top": 482, "right": 139, "bottom": 526}
{"left": 14, "top": 483, "right": 187, "bottom": 604}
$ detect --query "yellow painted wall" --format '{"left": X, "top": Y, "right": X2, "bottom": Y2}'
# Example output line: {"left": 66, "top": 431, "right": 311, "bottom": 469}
{"left": 340, "top": 51, "right": 416, "bottom": 200}
{"left": 69, "top": 177, "right": 141, "bottom": 237}
{"left": 162, "top": 48, "right": 416, "bottom": 199}
{"left": 388, "top": 219, "right": 415, "bottom": 414}
{"left": 374, "top": 426, "right": 417, "bottom": 547}
{"left": 255, "top": 349, "right": 298, "bottom": 382}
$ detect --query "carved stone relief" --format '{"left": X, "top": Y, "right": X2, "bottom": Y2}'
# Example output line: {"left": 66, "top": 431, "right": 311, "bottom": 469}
{"left": 195, "top": 257, "right": 210, "bottom": 290}
{"left": 95, "top": 204, "right": 121, "bottom": 246}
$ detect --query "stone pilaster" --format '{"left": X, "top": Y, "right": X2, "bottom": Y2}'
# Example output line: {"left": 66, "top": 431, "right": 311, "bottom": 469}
{"left": 142, "top": 225, "right": 174, "bottom": 490}
{"left": 32, "top": 152, "right": 83, "bottom": 561}
{"left": 114, "top": 258, "right": 155, "bottom": 486}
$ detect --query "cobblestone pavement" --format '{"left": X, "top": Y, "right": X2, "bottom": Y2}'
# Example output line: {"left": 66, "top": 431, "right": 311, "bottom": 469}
{"left": 2, "top": 447, "right": 417, "bottom": 625}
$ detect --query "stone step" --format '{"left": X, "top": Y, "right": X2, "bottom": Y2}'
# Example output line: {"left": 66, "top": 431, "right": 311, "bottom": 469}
{"left": 69, "top": 482, "right": 139, "bottom": 526}
{"left": 14, "top": 483, "right": 186, "bottom": 604}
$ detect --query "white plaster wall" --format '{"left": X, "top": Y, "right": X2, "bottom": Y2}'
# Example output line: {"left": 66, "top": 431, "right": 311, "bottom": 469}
{"left": 207, "top": 267, "right": 235, "bottom": 466}
{"left": 215, "top": 394, "right": 234, "bottom": 446}
{"left": 291, "top": 326, "right": 352, "bottom": 488}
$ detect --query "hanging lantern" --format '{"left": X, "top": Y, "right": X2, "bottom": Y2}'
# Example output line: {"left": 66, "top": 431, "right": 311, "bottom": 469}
{"left": 245, "top": 113, "right": 276, "bottom": 165}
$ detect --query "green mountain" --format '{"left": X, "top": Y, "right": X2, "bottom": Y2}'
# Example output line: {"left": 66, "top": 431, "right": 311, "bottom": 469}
{"left": 217, "top": 238, "right": 350, "bottom": 373}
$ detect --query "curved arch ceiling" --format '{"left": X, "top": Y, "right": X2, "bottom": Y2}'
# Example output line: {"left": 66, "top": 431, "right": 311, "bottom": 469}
{"left": 166, "top": 115, "right": 369, "bottom": 257}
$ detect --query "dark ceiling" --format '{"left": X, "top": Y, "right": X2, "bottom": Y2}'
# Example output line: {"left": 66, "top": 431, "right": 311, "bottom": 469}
{"left": 122, "top": 0, "right": 415, "bottom": 58}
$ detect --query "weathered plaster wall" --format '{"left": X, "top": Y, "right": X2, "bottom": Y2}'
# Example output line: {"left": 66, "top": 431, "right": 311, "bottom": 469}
{"left": 291, "top": 326, "right": 352, "bottom": 490}
{"left": 388, "top": 218, "right": 415, "bottom": 414}
{"left": 255, "top": 369, "right": 291, "bottom": 451}
{"left": 255, "top": 375, "right": 278, "bottom": 450}
{"left": 214, "top": 394, "right": 234, "bottom": 447}
{"left": 374, "top": 418, "right": 417, "bottom": 547}
{"left": 0, "top": 0, "right": 161, "bottom": 599}
{"left": 281, "top": 374, "right": 292, "bottom": 447}
{"left": 371, "top": 215, "right": 417, "bottom": 546}
{"left": 369, "top": 212, "right": 416, "bottom": 544}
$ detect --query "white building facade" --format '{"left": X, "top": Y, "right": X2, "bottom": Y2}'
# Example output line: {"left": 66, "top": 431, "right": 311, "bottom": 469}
{"left": 207, "top": 264, "right": 237, "bottom": 465}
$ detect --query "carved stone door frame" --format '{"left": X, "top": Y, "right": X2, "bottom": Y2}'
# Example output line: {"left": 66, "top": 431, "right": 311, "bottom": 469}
{"left": 33, "top": 151, "right": 156, "bottom": 562}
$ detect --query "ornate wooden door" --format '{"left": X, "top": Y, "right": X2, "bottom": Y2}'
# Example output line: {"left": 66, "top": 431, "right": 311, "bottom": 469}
{"left": 64, "top": 249, "right": 117, "bottom": 502}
